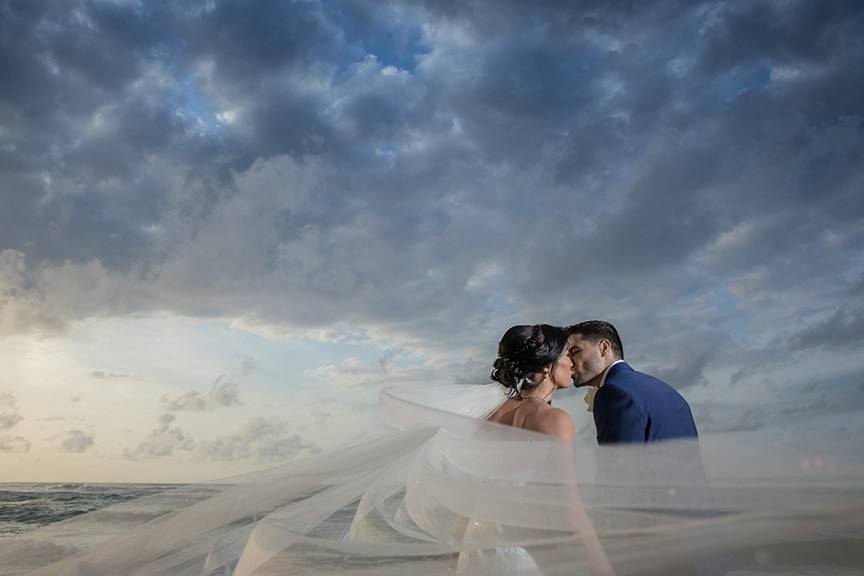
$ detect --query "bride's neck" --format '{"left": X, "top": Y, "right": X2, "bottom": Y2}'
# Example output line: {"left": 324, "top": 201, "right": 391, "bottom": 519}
{"left": 522, "top": 379, "right": 556, "bottom": 400}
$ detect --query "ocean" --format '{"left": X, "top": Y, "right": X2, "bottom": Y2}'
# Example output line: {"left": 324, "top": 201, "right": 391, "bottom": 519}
{"left": 0, "top": 482, "right": 227, "bottom": 575}
{"left": 0, "top": 483, "right": 183, "bottom": 538}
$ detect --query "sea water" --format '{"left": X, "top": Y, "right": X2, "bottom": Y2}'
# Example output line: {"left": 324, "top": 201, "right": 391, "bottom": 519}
{"left": 0, "top": 483, "right": 179, "bottom": 538}
{"left": 0, "top": 482, "right": 225, "bottom": 575}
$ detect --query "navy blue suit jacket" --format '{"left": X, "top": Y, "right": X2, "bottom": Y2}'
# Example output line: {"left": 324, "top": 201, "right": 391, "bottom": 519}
{"left": 593, "top": 362, "right": 698, "bottom": 445}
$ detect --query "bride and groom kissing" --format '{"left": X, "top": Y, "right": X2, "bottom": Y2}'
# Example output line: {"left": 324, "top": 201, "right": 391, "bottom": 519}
{"left": 488, "top": 321, "right": 698, "bottom": 445}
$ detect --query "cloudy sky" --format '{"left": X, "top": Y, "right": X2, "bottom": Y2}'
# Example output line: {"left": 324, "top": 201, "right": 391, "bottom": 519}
{"left": 1, "top": 0, "right": 862, "bottom": 482}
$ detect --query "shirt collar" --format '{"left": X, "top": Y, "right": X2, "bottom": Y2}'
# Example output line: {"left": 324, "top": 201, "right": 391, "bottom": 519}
{"left": 598, "top": 359, "right": 626, "bottom": 389}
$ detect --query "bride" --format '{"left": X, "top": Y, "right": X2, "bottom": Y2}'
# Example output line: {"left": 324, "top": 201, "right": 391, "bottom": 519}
{"left": 453, "top": 324, "right": 614, "bottom": 576}
{"left": 486, "top": 324, "right": 576, "bottom": 441}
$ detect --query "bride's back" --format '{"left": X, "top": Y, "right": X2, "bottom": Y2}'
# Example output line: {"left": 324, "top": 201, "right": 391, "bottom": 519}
{"left": 487, "top": 398, "right": 573, "bottom": 440}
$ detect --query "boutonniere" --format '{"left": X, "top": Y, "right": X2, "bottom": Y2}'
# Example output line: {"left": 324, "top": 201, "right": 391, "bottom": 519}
{"left": 584, "top": 386, "right": 599, "bottom": 412}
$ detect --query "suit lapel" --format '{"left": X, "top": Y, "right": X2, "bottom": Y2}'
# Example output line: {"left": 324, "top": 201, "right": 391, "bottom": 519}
{"left": 592, "top": 362, "right": 631, "bottom": 413}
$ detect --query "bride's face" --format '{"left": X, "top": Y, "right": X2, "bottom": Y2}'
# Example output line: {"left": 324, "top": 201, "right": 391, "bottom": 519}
{"left": 549, "top": 348, "right": 574, "bottom": 388}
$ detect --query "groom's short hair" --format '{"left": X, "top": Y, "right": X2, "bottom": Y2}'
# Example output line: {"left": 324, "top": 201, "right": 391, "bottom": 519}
{"left": 567, "top": 321, "right": 624, "bottom": 359}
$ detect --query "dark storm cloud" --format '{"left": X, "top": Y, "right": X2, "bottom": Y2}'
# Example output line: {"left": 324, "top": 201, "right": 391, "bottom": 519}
{"left": 0, "top": 0, "right": 349, "bottom": 267}
{"left": 189, "top": 0, "right": 350, "bottom": 83}
{"left": 786, "top": 307, "right": 864, "bottom": 352}
{"left": 1, "top": 0, "right": 863, "bottom": 394}
{"left": 640, "top": 335, "right": 726, "bottom": 390}
{"left": 692, "top": 369, "right": 864, "bottom": 433}
{"left": 0, "top": 1, "right": 186, "bottom": 269}
{"left": 697, "top": 2, "right": 864, "bottom": 73}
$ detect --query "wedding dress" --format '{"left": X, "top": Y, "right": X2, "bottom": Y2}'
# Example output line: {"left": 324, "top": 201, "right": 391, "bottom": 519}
{"left": 2, "top": 382, "right": 863, "bottom": 575}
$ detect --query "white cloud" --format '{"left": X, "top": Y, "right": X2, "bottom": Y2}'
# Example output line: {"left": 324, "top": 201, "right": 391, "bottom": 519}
{"left": 0, "top": 436, "right": 30, "bottom": 453}
{"left": 216, "top": 107, "right": 241, "bottom": 125}
{"left": 0, "top": 250, "right": 147, "bottom": 337}
{"left": 160, "top": 390, "right": 207, "bottom": 412}
{"left": 307, "top": 356, "right": 389, "bottom": 380}
{"left": 125, "top": 412, "right": 315, "bottom": 462}
{"left": 311, "top": 409, "right": 332, "bottom": 426}
{"left": 125, "top": 413, "right": 195, "bottom": 459}
{"left": 160, "top": 375, "right": 242, "bottom": 412}
{"left": 60, "top": 430, "right": 95, "bottom": 453}
{"left": 90, "top": 371, "right": 133, "bottom": 380}
{"left": 240, "top": 356, "right": 257, "bottom": 375}
{"left": 465, "top": 261, "right": 502, "bottom": 291}
{"left": 196, "top": 417, "right": 316, "bottom": 461}
{"left": 305, "top": 354, "right": 444, "bottom": 389}
{"left": 0, "top": 393, "right": 23, "bottom": 430}
{"left": 208, "top": 378, "right": 242, "bottom": 407}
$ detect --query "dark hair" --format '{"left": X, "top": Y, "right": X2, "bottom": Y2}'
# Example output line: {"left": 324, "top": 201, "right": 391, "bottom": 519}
{"left": 490, "top": 324, "right": 568, "bottom": 394}
{"left": 567, "top": 320, "right": 624, "bottom": 359}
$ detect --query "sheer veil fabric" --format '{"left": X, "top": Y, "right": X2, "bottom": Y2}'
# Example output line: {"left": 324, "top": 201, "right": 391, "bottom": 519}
{"left": 2, "top": 382, "right": 863, "bottom": 575}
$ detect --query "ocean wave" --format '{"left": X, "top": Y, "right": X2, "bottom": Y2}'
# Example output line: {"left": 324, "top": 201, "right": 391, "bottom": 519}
{"left": 0, "top": 483, "right": 177, "bottom": 538}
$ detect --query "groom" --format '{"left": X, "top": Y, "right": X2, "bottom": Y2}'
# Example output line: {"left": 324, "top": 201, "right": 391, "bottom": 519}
{"left": 567, "top": 320, "right": 698, "bottom": 444}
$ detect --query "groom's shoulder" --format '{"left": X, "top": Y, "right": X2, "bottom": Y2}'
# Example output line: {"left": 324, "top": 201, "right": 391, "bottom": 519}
{"left": 605, "top": 362, "right": 639, "bottom": 386}
{"left": 610, "top": 364, "right": 685, "bottom": 401}
{"left": 607, "top": 363, "right": 672, "bottom": 394}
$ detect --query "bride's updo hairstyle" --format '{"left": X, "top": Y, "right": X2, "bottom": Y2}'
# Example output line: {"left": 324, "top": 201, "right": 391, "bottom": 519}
{"left": 490, "top": 324, "right": 567, "bottom": 395}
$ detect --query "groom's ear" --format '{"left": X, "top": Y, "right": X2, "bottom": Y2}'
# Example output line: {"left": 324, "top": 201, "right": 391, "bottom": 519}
{"left": 599, "top": 339, "right": 612, "bottom": 356}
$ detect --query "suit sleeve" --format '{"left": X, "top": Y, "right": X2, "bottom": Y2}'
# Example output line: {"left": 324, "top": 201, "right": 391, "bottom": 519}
{"left": 593, "top": 386, "right": 647, "bottom": 444}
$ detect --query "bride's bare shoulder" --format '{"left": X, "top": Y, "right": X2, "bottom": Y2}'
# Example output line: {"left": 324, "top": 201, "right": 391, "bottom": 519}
{"left": 530, "top": 406, "right": 574, "bottom": 441}
{"left": 487, "top": 398, "right": 521, "bottom": 424}
{"left": 488, "top": 401, "right": 574, "bottom": 441}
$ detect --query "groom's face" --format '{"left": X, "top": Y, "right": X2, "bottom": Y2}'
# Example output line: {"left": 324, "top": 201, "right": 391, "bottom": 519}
{"left": 566, "top": 334, "right": 606, "bottom": 387}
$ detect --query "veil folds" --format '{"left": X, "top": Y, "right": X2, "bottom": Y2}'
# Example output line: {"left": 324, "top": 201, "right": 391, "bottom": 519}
{"left": 2, "top": 382, "right": 863, "bottom": 575}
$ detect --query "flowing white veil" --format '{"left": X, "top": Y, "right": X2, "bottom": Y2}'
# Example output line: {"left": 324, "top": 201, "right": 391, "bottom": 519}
{"left": 2, "top": 382, "right": 863, "bottom": 576}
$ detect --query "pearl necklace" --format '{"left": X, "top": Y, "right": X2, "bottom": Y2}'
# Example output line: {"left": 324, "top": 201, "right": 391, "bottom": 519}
{"left": 520, "top": 393, "right": 550, "bottom": 403}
